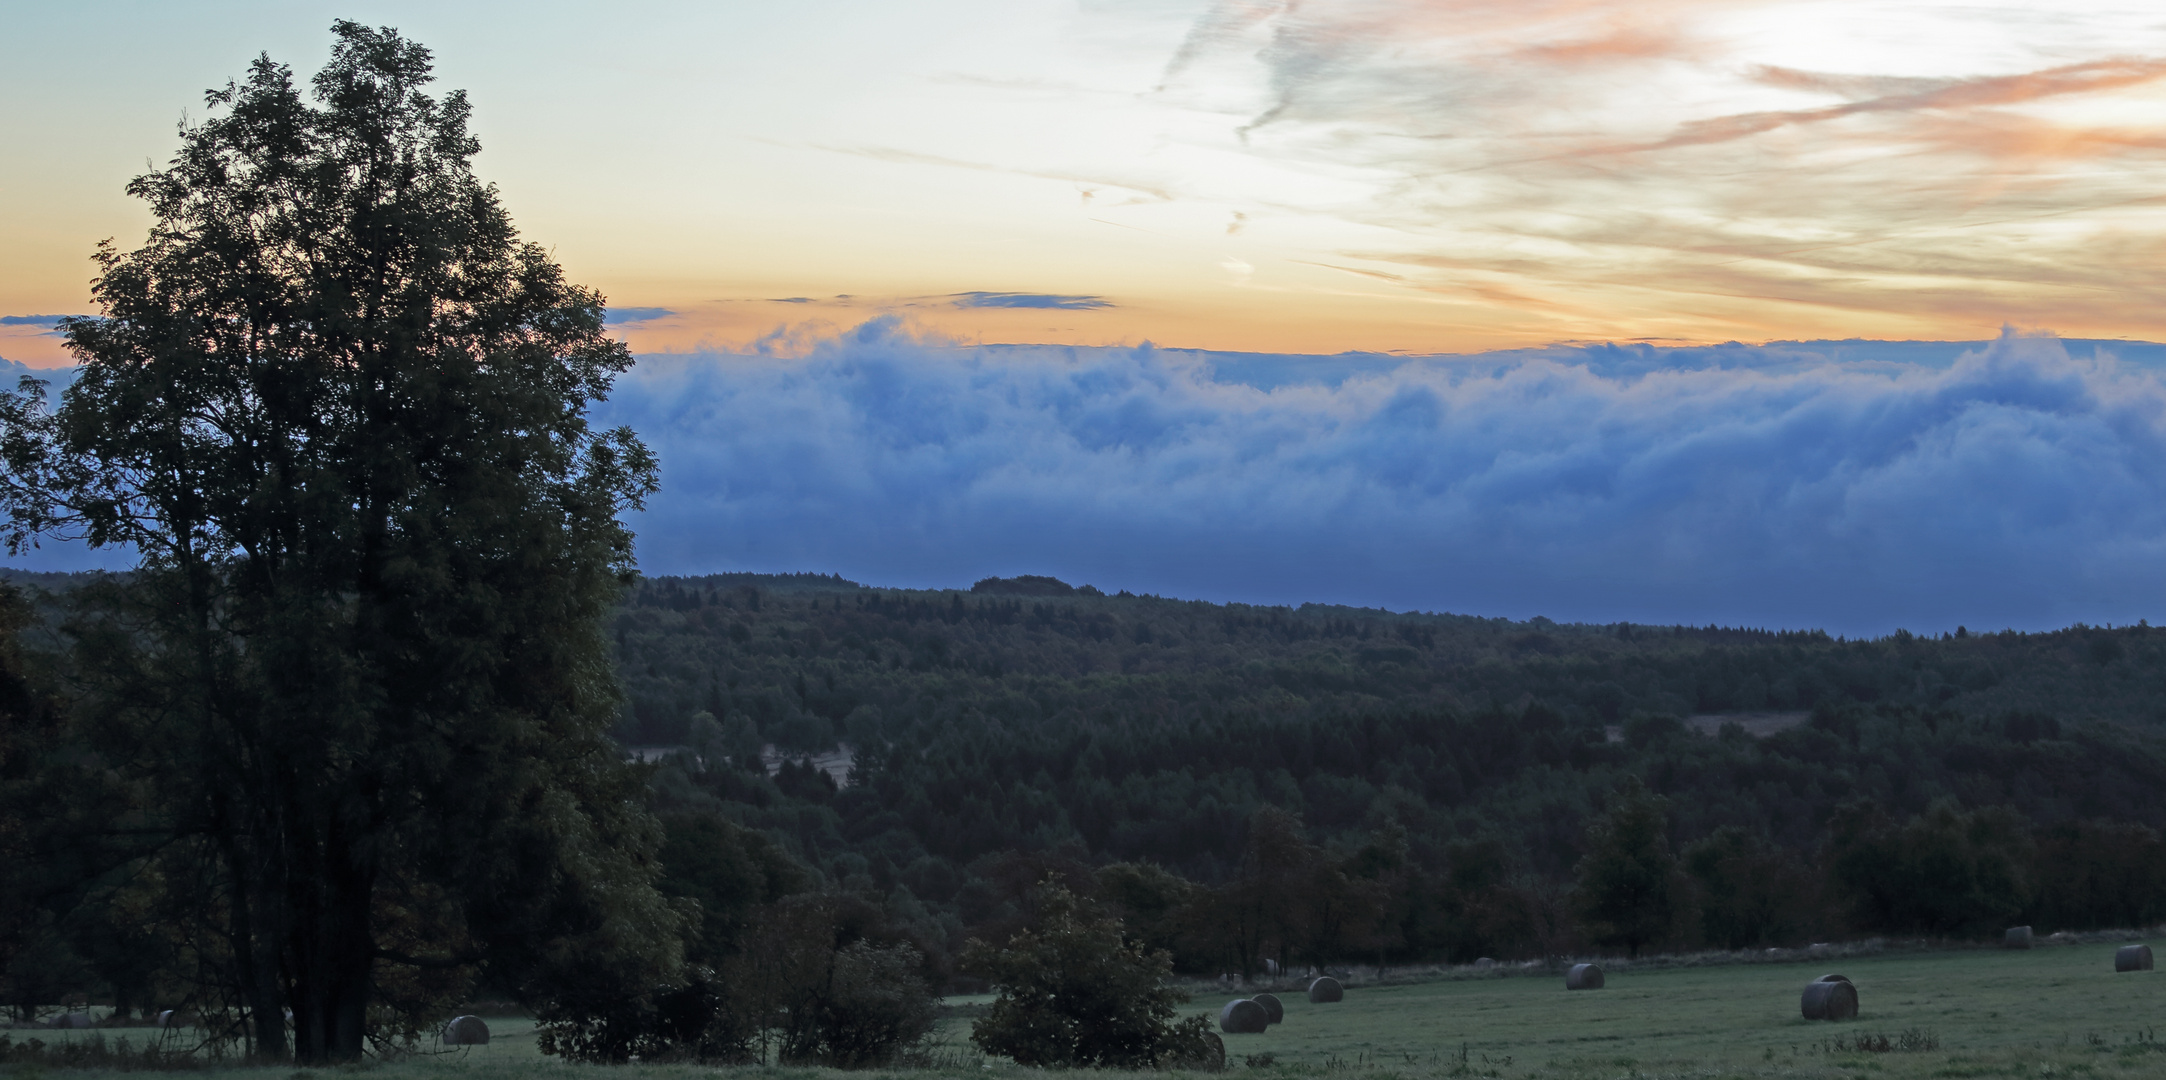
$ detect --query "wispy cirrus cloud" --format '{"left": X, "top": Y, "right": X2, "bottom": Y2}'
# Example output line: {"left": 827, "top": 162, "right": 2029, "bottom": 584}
{"left": 821, "top": 144, "right": 1175, "bottom": 204}
{"left": 1138, "top": 1, "right": 2166, "bottom": 343}
{"left": 1634, "top": 57, "right": 2166, "bottom": 153}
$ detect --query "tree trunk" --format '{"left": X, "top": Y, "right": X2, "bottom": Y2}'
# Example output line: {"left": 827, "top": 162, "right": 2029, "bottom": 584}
{"left": 215, "top": 795, "right": 289, "bottom": 1063}
{"left": 287, "top": 821, "right": 376, "bottom": 1064}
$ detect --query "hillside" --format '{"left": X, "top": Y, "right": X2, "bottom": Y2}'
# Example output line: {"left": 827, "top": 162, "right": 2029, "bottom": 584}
{"left": 613, "top": 573, "right": 2166, "bottom": 753}
{"left": 15, "top": 567, "right": 2166, "bottom": 971}
{"left": 613, "top": 573, "right": 2166, "bottom": 966}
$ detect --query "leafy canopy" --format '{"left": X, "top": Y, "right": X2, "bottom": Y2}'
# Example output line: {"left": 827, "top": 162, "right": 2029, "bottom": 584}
{"left": 1573, "top": 776, "right": 1688, "bottom": 957}
{"left": 0, "top": 20, "right": 672, "bottom": 1064}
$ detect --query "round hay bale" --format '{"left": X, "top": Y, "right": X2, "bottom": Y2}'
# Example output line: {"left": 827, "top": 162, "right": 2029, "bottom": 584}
{"left": 1307, "top": 976, "right": 1344, "bottom": 1003}
{"left": 1474, "top": 957, "right": 1497, "bottom": 969}
{"left": 2115, "top": 944, "right": 2154, "bottom": 972}
{"left": 1250, "top": 992, "right": 1284, "bottom": 1024}
{"left": 1178, "top": 1031, "right": 1226, "bottom": 1071}
{"left": 1218, "top": 999, "right": 1269, "bottom": 1034}
{"left": 2004, "top": 926, "right": 2033, "bottom": 949}
{"left": 1800, "top": 979, "right": 1859, "bottom": 1021}
{"left": 156, "top": 1010, "right": 175, "bottom": 1029}
{"left": 1565, "top": 963, "right": 1604, "bottom": 991}
{"left": 443, "top": 1015, "right": 491, "bottom": 1046}
{"left": 50, "top": 1013, "right": 95, "bottom": 1030}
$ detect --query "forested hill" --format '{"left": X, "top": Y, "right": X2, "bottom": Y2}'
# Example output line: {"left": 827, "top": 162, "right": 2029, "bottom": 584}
{"left": 17, "top": 567, "right": 2166, "bottom": 967}
{"left": 615, "top": 570, "right": 2165, "bottom": 752}
{"left": 618, "top": 573, "right": 2166, "bottom": 888}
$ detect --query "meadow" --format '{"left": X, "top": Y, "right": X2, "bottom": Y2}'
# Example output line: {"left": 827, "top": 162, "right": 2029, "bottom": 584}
{"left": 1170, "top": 943, "right": 2166, "bottom": 1077}
{"left": 14, "top": 942, "right": 2166, "bottom": 1080}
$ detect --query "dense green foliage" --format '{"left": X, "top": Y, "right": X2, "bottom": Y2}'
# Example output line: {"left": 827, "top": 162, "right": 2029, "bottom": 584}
{"left": 533, "top": 881, "right": 937, "bottom": 1067}
{"left": 0, "top": 23, "right": 674, "bottom": 1065}
{"left": 616, "top": 572, "right": 2166, "bottom": 975}
{"left": 15, "top": 560, "right": 2166, "bottom": 1065}
{"left": 961, "top": 884, "right": 1214, "bottom": 1069}
{"left": 1570, "top": 779, "right": 1686, "bottom": 957}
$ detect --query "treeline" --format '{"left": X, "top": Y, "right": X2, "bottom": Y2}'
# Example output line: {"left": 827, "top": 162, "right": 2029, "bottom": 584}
{"left": 615, "top": 573, "right": 2166, "bottom": 978}
{"left": 14, "top": 567, "right": 2166, "bottom": 1021}
{"left": 0, "top": 575, "right": 945, "bottom": 1066}
{"left": 614, "top": 572, "right": 2166, "bottom": 753}
{"left": 653, "top": 745, "right": 2166, "bottom": 982}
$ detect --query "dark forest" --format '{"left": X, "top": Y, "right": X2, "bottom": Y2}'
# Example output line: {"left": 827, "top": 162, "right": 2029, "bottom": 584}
{"left": 602, "top": 571, "right": 2166, "bottom": 977}
{"left": 11, "top": 566, "right": 2166, "bottom": 1048}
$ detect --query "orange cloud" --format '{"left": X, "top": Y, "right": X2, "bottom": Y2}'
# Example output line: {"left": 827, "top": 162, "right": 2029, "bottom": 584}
{"left": 1638, "top": 58, "right": 2166, "bottom": 153}
{"left": 1108, "top": 2, "right": 2166, "bottom": 348}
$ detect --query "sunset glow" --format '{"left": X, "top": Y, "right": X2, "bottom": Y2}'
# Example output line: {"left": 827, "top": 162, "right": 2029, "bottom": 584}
{"left": 10, "top": 3, "right": 2166, "bottom": 630}
{"left": 9, "top": 2, "right": 2166, "bottom": 360}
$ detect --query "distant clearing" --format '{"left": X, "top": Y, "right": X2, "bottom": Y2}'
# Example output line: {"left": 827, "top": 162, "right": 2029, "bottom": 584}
{"left": 1686, "top": 710, "right": 1811, "bottom": 737}
{"left": 1605, "top": 712, "right": 1810, "bottom": 743}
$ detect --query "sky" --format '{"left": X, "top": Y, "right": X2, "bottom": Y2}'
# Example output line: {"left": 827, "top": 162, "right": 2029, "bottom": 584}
{"left": 6, "top": 2, "right": 2166, "bottom": 633}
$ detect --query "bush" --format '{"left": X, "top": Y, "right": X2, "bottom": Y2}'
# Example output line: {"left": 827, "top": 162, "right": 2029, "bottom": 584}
{"left": 786, "top": 939, "right": 940, "bottom": 1067}
{"left": 534, "top": 966, "right": 753, "bottom": 1064}
{"left": 535, "top": 893, "right": 936, "bottom": 1068}
{"left": 963, "top": 883, "right": 1204, "bottom": 1068}
{"left": 732, "top": 893, "right": 938, "bottom": 1067}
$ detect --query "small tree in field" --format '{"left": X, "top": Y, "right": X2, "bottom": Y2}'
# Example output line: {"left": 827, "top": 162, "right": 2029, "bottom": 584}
{"left": 962, "top": 883, "right": 1217, "bottom": 1069}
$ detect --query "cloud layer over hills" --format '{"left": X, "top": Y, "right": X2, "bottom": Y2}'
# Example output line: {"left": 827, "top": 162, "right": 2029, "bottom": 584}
{"left": 7, "top": 326, "right": 2165, "bottom": 637}
{"left": 605, "top": 323, "right": 2166, "bottom": 636}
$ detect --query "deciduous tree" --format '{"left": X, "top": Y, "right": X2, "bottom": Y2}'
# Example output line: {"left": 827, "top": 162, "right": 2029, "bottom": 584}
{"left": 0, "top": 22, "right": 675, "bottom": 1063}
{"left": 1683, "top": 826, "right": 1818, "bottom": 949}
{"left": 1572, "top": 777, "right": 1687, "bottom": 957}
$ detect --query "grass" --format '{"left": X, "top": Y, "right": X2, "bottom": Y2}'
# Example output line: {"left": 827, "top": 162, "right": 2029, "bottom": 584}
{"left": 1169, "top": 942, "right": 2166, "bottom": 1076}
{"left": 12, "top": 942, "right": 2166, "bottom": 1079}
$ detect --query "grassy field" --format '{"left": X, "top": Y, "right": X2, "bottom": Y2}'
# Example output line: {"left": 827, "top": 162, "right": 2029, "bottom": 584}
{"left": 1171, "top": 942, "right": 2166, "bottom": 1076}
{"left": 12, "top": 943, "right": 2166, "bottom": 1079}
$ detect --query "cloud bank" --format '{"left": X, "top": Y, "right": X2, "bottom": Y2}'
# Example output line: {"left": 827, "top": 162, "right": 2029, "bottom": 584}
{"left": 11, "top": 325, "right": 2164, "bottom": 636}
{"left": 949, "top": 292, "right": 1114, "bottom": 310}
{"left": 0, "top": 315, "right": 83, "bottom": 329}
{"left": 604, "top": 322, "right": 2166, "bottom": 636}
{"left": 604, "top": 307, "right": 675, "bottom": 326}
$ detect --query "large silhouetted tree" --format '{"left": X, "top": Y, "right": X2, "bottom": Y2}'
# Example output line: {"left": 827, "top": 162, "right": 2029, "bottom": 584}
{"left": 0, "top": 22, "right": 675, "bottom": 1064}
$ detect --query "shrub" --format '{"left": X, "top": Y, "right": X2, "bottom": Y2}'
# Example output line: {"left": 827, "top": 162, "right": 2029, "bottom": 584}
{"left": 781, "top": 939, "right": 938, "bottom": 1067}
{"left": 536, "top": 893, "right": 936, "bottom": 1067}
{"left": 534, "top": 966, "right": 753, "bottom": 1064}
{"left": 963, "top": 883, "right": 1202, "bottom": 1068}
{"left": 729, "top": 893, "right": 937, "bottom": 1067}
